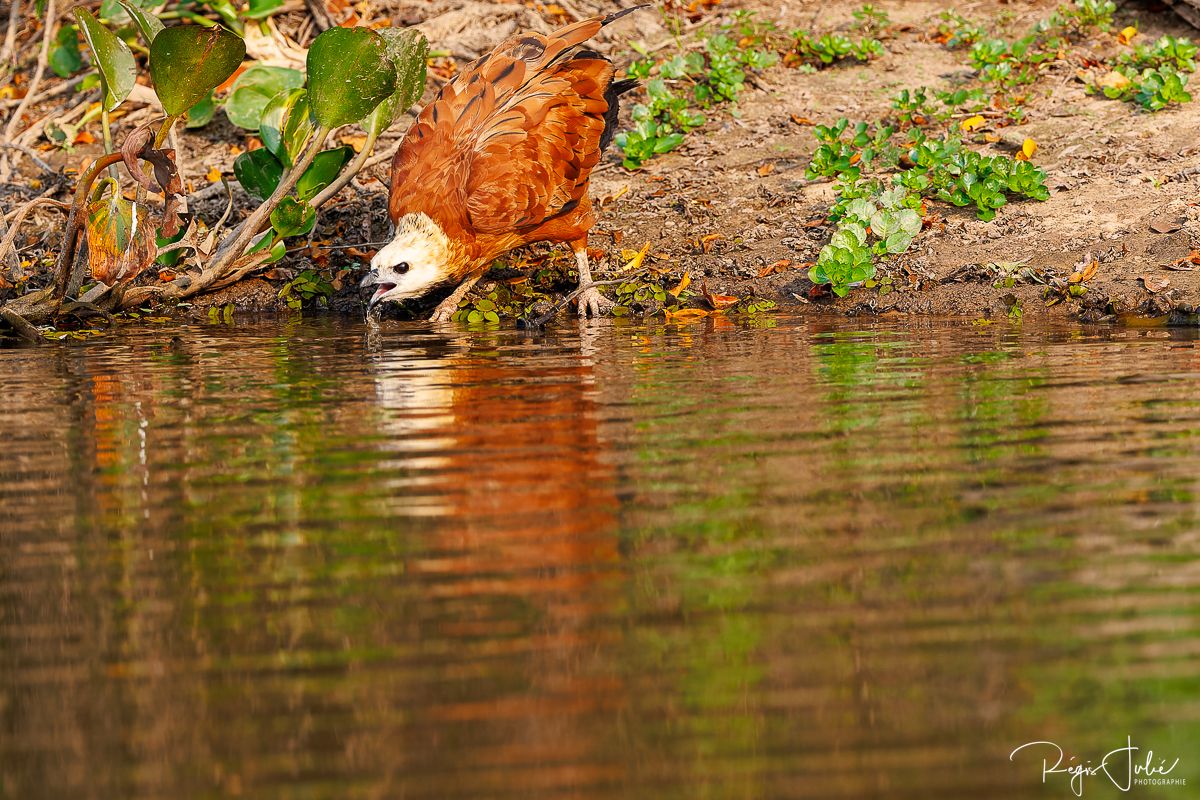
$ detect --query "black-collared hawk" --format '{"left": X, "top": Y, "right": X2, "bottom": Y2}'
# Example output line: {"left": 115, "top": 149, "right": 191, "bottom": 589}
{"left": 363, "top": 7, "right": 643, "bottom": 321}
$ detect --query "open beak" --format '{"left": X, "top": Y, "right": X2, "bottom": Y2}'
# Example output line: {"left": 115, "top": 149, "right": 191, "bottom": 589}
{"left": 361, "top": 271, "right": 397, "bottom": 310}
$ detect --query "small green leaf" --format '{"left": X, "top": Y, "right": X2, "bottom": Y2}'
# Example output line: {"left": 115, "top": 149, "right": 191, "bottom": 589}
{"left": 185, "top": 92, "right": 216, "bottom": 129}
{"left": 150, "top": 25, "right": 246, "bottom": 117}
{"left": 295, "top": 146, "right": 353, "bottom": 202}
{"left": 49, "top": 25, "right": 84, "bottom": 78}
{"left": 307, "top": 27, "right": 397, "bottom": 128}
{"left": 233, "top": 148, "right": 284, "bottom": 200}
{"left": 225, "top": 64, "right": 304, "bottom": 130}
{"left": 260, "top": 89, "right": 313, "bottom": 167}
{"left": 74, "top": 7, "right": 136, "bottom": 112}
{"left": 365, "top": 28, "right": 429, "bottom": 134}
{"left": 244, "top": 0, "right": 285, "bottom": 20}
{"left": 117, "top": 0, "right": 164, "bottom": 44}
{"left": 155, "top": 225, "right": 188, "bottom": 267}
{"left": 270, "top": 197, "right": 317, "bottom": 238}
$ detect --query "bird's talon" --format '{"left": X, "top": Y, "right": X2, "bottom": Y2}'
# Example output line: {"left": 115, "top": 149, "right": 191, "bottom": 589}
{"left": 576, "top": 285, "right": 614, "bottom": 318}
{"left": 429, "top": 302, "right": 458, "bottom": 323}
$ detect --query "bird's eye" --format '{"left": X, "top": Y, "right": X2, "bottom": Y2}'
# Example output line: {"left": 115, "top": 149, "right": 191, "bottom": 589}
{"left": 397, "top": 261, "right": 409, "bottom": 274}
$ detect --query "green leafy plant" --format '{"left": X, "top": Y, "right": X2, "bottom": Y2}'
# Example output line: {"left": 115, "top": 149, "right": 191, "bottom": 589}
{"left": 933, "top": 11, "right": 984, "bottom": 49}
{"left": 279, "top": 268, "right": 333, "bottom": 311}
{"left": 805, "top": 118, "right": 897, "bottom": 180}
{"left": 1133, "top": 67, "right": 1192, "bottom": 110}
{"left": 1119, "top": 35, "right": 1198, "bottom": 73}
{"left": 789, "top": 31, "right": 883, "bottom": 67}
{"left": 616, "top": 17, "right": 775, "bottom": 169}
{"left": 810, "top": 186, "right": 922, "bottom": 296}
{"left": 852, "top": 4, "right": 890, "bottom": 34}
{"left": 9, "top": 9, "right": 428, "bottom": 329}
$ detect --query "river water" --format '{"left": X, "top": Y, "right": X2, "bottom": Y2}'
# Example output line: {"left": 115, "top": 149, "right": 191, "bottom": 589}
{"left": 1, "top": 316, "right": 1196, "bottom": 798}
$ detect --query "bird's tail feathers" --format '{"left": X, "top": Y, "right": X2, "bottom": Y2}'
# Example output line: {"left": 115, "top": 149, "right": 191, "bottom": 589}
{"left": 602, "top": 4, "right": 651, "bottom": 26}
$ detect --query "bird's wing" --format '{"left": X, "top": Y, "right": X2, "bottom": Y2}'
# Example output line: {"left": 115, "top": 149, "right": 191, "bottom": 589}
{"left": 389, "top": 16, "right": 618, "bottom": 233}
{"left": 462, "top": 52, "right": 613, "bottom": 233}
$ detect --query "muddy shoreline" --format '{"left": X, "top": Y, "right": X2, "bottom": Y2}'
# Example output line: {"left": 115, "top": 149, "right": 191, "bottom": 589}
{"left": 3, "top": 0, "right": 1200, "bottom": 330}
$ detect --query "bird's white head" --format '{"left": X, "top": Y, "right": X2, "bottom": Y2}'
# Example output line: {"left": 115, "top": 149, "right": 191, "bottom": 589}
{"left": 363, "top": 213, "right": 456, "bottom": 309}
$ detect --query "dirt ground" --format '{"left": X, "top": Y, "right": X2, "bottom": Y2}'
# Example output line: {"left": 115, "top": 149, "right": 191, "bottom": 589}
{"left": 4, "top": 0, "right": 1200, "bottom": 324}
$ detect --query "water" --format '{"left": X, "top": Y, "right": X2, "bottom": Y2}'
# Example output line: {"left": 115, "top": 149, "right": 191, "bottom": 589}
{"left": 1, "top": 316, "right": 1197, "bottom": 799}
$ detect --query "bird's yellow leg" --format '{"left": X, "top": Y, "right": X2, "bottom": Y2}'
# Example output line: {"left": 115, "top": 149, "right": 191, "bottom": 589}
{"left": 429, "top": 274, "right": 481, "bottom": 323}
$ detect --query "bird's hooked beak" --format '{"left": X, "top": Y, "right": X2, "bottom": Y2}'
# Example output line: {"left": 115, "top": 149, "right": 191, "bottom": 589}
{"left": 361, "top": 261, "right": 409, "bottom": 310}
{"left": 361, "top": 270, "right": 395, "bottom": 310}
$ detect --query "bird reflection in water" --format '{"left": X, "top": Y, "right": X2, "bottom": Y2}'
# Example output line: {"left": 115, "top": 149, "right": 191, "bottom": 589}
{"left": 363, "top": 324, "right": 628, "bottom": 795}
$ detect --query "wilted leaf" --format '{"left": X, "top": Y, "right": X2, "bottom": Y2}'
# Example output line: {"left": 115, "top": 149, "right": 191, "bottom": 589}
{"left": 1139, "top": 274, "right": 1170, "bottom": 293}
{"left": 295, "top": 146, "right": 353, "bottom": 202}
{"left": 85, "top": 182, "right": 156, "bottom": 284}
{"left": 307, "top": 27, "right": 397, "bottom": 128}
{"left": 233, "top": 148, "right": 284, "bottom": 200}
{"left": 668, "top": 272, "right": 691, "bottom": 297}
{"left": 270, "top": 197, "right": 317, "bottom": 237}
{"left": 960, "top": 114, "right": 986, "bottom": 133}
{"left": 1149, "top": 215, "right": 1184, "bottom": 234}
{"left": 1015, "top": 138, "right": 1038, "bottom": 161}
{"left": 1096, "top": 70, "right": 1132, "bottom": 91}
{"left": 701, "top": 280, "right": 738, "bottom": 310}
{"left": 623, "top": 240, "right": 651, "bottom": 271}
{"left": 664, "top": 307, "right": 710, "bottom": 322}
{"left": 342, "top": 133, "right": 368, "bottom": 153}
{"left": 74, "top": 8, "right": 136, "bottom": 112}
{"left": 151, "top": 25, "right": 245, "bottom": 117}
{"left": 260, "top": 89, "right": 313, "bottom": 167}
{"left": 225, "top": 65, "right": 304, "bottom": 130}
{"left": 117, "top": 0, "right": 164, "bottom": 44}
{"left": 757, "top": 162, "right": 775, "bottom": 176}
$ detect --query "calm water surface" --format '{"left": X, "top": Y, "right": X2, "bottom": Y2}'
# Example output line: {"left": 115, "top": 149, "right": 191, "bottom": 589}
{"left": 1, "top": 316, "right": 1197, "bottom": 799}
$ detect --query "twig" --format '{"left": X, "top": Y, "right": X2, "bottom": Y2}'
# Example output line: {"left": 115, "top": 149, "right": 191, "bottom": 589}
{"left": 1166, "top": 165, "right": 1200, "bottom": 183}
{"left": 0, "top": 142, "right": 55, "bottom": 173}
{"left": 2, "top": 0, "right": 22, "bottom": 67}
{"left": 1, "top": 0, "right": 55, "bottom": 182}
{"left": 0, "top": 194, "right": 68, "bottom": 279}
{"left": 0, "top": 306, "right": 43, "bottom": 345}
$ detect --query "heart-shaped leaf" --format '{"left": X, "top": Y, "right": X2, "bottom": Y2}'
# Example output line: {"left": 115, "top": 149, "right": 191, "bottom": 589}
{"left": 150, "top": 24, "right": 246, "bottom": 117}
{"left": 117, "top": 0, "right": 164, "bottom": 44}
{"left": 74, "top": 8, "right": 136, "bottom": 112}
{"left": 307, "top": 27, "right": 396, "bottom": 128}
{"left": 85, "top": 181, "right": 156, "bottom": 284}
{"left": 259, "top": 88, "right": 313, "bottom": 167}
{"left": 225, "top": 64, "right": 304, "bottom": 130}
{"left": 365, "top": 28, "right": 429, "bottom": 134}
{"left": 233, "top": 148, "right": 284, "bottom": 200}
{"left": 295, "top": 146, "right": 353, "bottom": 202}
{"left": 270, "top": 197, "right": 317, "bottom": 238}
